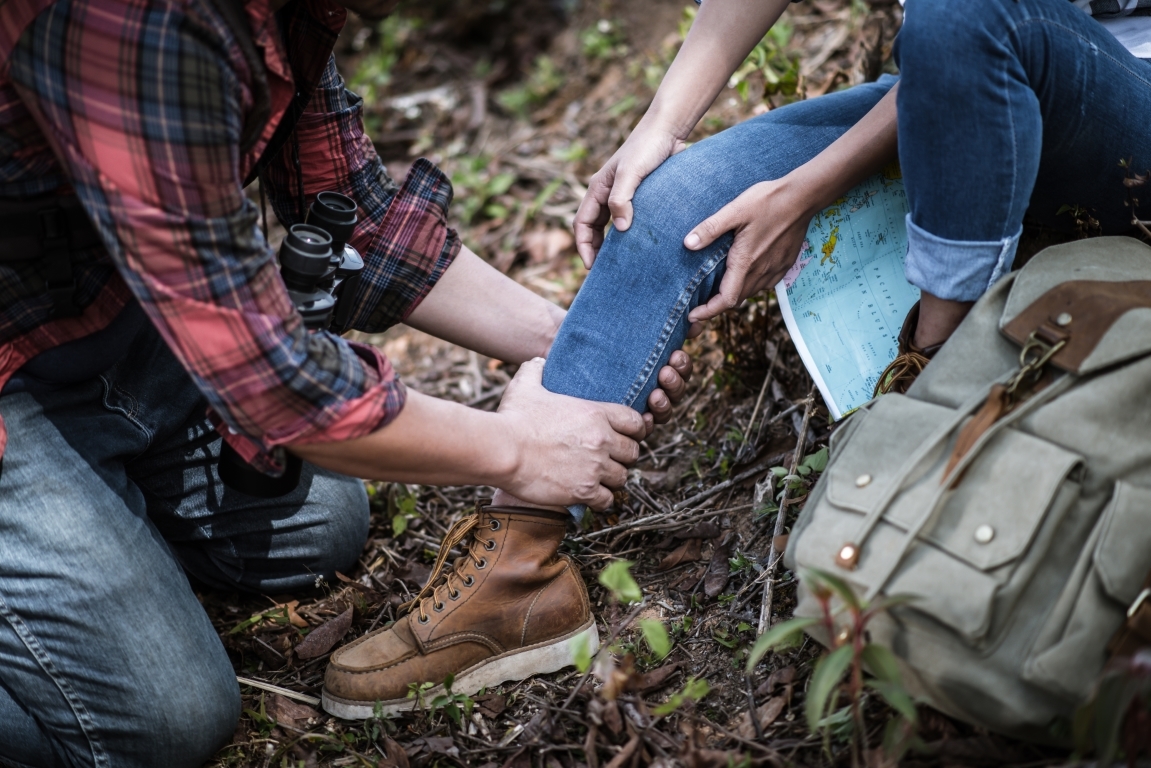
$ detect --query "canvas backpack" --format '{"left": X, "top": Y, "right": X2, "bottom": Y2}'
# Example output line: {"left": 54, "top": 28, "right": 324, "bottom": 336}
{"left": 784, "top": 236, "right": 1151, "bottom": 745}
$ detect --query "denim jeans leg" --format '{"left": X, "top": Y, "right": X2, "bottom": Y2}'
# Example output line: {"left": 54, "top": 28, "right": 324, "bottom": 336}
{"left": 0, "top": 390, "right": 240, "bottom": 768}
{"left": 896, "top": 0, "right": 1151, "bottom": 300}
{"left": 543, "top": 76, "right": 896, "bottom": 410}
{"left": 0, "top": 323, "right": 370, "bottom": 766}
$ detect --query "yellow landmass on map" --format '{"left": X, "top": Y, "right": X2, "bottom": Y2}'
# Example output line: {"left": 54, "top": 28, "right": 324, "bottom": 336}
{"left": 820, "top": 226, "right": 839, "bottom": 266}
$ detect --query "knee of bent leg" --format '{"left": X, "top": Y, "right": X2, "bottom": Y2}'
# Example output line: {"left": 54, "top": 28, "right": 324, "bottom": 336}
{"left": 123, "top": 648, "right": 240, "bottom": 767}
{"left": 897, "top": 0, "right": 1013, "bottom": 73}
{"left": 309, "top": 470, "right": 369, "bottom": 576}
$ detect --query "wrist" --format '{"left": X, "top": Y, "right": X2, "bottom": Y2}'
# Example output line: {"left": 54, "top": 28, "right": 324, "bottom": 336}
{"left": 778, "top": 165, "right": 836, "bottom": 219}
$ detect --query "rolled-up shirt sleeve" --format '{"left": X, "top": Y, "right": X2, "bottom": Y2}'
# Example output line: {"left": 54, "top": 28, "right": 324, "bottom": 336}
{"left": 7, "top": 0, "right": 408, "bottom": 454}
{"left": 263, "top": 56, "right": 461, "bottom": 335}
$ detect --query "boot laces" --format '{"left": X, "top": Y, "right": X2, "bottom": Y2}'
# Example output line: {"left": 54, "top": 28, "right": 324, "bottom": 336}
{"left": 399, "top": 507, "right": 496, "bottom": 622}
{"left": 873, "top": 349, "right": 931, "bottom": 397}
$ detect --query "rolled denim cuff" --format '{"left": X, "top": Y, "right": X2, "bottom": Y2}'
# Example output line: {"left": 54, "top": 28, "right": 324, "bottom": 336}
{"left": 903, "top": 215, "right": 1021, "bottom": 301}
{"left": 567, "top": 504, "right": 586, "bottom": 523}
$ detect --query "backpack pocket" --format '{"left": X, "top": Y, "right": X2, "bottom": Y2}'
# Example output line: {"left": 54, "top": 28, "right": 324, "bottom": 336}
{"left": 796, "top": 393, "right": 1084, "bottom": 644}
{"left": 1023, "top": 481, "right": 1151, "bottom": 700}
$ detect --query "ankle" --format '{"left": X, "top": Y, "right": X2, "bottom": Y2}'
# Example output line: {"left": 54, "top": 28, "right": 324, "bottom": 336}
{"left": 915, "top": 293, "right": 974, "bottom": 349}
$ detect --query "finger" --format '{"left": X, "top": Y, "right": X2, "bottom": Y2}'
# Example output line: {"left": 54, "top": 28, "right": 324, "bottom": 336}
{"left": 669, "top": 350, "right": 694, "bottom": 379}
{"left": 648, "top": 388, "right": 672, "bottom": 424}
{"left": 587, "top": 485, "right": 615, "bottom": 512}
{"left": 511, "top": 356, "right": 545, "bottom": 387}
{"left": 607, "top": 432, "right": 640, "bottom": 465}
{"left": 602, "top": 458, "right": 630, "bottom": 487}
{"left": 685, "top": 321, "right": 704, "bottom": 339}
{"left": 601, "top": 403, "right": 646, "bottom": 440}
{"left": 657, "top": 367, "right": 686, "bottom": 403}
{"left": 574, "top": 179, "right": 613, "bottom": 268}
{"left": 606, "top": 167, "right": 644, "bottom": 232}
{"left": 683, "top": 199, "right": 741, "bottom": 251}
{"left": 688, "top": 251, "right": 748, "bottom": 322}
{"left": 642, "top": 411, "right": 655, "bottom": 435}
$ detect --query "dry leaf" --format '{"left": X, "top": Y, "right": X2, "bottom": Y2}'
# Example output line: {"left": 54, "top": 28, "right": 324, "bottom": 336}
{"left": 772, "top": 534, "right": 790, "bottom": 552}
{"left": 636, "top": 662, "right": 681, "bottom": 694}
{"left": 734, "top": 696, "right": 787, "bottom": 738}
{"left": 475, "top": 693, "right": 506, "bottom": 718}
{"left": 277, "top": 600, "right": 309, "bottom": 629}
{"left": 379, "top": 736, "right": 410, "bottom": 768}
{"left": 294, "top": 606, "right": 353, "bottom": 659}
{"left": 265, "top": 692, "right": 319, "bottom": 726}
{"left": 703, "top": 532, "right": 735, "bottom": 598}
{"left": 756, "top": 665, "right": 796, "bottom": 702}
{"left": 522, "top": 228, "right": 573, "bottom": 263}
{"left": 657, "top": 538, "right": 703, "bottom": 571}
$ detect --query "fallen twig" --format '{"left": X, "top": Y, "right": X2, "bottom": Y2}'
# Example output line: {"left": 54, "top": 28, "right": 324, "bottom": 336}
{"left": 236, "top": 676, "right": 321, "bottom": 707}
{"left": 757, "top": 389, "right": 816, "bottom": 635}
{"left": 671, "top": 450, "right": 790, "bottom": 512}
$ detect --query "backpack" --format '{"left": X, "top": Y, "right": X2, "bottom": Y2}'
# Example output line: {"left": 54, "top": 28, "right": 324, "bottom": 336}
{"left": 784, "top": 236, "right": 1151, "bottom": 744}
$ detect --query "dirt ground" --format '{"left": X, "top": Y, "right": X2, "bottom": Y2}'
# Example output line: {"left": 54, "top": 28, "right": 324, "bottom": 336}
{"left": 203, "top": 1, "right": 1078, "bottom": 766}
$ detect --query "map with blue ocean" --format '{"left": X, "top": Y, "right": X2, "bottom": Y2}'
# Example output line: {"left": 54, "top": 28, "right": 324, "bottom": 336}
{"left": 775, "top": 166, "right": 919, "bottom": 419}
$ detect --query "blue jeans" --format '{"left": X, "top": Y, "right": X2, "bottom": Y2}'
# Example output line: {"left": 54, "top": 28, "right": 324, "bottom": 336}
{"left": 0, "top": 321, "right": 369, "bottom": 767}
{"left": 545, "top": 0, "right": 1151, "bottom": 410}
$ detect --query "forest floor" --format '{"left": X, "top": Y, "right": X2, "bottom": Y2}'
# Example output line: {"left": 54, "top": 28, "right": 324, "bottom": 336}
{"left": 204, "top": 1, "right": 1077, "bottom": 766}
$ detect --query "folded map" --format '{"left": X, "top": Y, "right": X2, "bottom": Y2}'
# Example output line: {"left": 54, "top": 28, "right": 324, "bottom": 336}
{"left": 775, "top": 166, "right": 919, "bottom": 419}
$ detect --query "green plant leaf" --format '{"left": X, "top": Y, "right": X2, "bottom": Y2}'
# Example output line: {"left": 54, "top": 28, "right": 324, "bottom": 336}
{"left": 860, "top": 644, "right": 902, "bottom": 684}
{"left": 745, "top": 616, "right": 819, "bottom": 672}
{"left": 866, "top": 679, "right": 918, "bottom": 723}
{"left": 571, "top": 631, "right": 593, "bottom": 674}
{"left": 653, "top": 677, "right": 711, "bottom": 716}
{"left": 392, "top": 514, "right": 408, "bottom": 537}
{"left": 803, "top": 567, "right": 862, "bottom": 612}
{"left": 599, "top": 560, "right": 643, "bottom": 604}
{"left": 802, "top": 447, "right": 829, "bottom": 473}
{"left": 805, "top": 644, "right": 853, "bottom": 732}
{"left": 639, "top": 619, "right": 673, "bottom": 661}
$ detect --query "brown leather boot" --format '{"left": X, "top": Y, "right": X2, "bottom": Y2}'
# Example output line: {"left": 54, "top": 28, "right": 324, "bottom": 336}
{"left": 873, "top": 301, "right": 945, "bottom": 397}
{"left": 322, "top": 504, "right": 599, "bottom": 718}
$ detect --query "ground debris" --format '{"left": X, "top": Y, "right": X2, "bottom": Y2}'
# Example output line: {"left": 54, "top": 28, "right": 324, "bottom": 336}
{"left": 205, "top": 1, "right": 1071, "bottom": 766}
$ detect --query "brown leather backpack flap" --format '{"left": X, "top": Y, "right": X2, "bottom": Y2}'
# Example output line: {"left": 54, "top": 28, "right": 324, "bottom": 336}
{"left": 1001, "top": 280, "right": 1151, "bottom": 374}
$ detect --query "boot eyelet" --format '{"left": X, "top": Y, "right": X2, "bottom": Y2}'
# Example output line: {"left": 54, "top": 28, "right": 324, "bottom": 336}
{"left": 434, "top": 602, "right": 444, "bottom": 612}
{"left": 477, "top": 558, "right": 488, "bottom": 570}
{"left": 489, "top": 519, "right": 501, "bottom": 531}
{"left": 418, "top": 614, "right": 429, "bottom": 624}
{"left": 484, "top": 538, "right": 497, "bottom": 551}
{"left": 449, "top": 589, "right": 460, "bottom": 600}
{"left": 464, "top": 575, "right": 475, "bottom": 587}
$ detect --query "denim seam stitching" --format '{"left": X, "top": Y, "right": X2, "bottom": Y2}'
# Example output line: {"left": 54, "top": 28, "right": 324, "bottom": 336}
{"left": 621, "top": 247, "right": 726, "bottom": 408}
{"left": 1010, "top": 18, "right": 1151, "bottom": 91}
{"left": 0, "top": 595, "right": 110, "bottom": 766}
{"left": 98, "top": 375, "right": 155, "bottom": 452}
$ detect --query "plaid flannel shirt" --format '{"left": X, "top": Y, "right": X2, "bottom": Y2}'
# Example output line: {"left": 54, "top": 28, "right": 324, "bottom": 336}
{"left": 0, "top": 0, "right": 459, "bottom": 465}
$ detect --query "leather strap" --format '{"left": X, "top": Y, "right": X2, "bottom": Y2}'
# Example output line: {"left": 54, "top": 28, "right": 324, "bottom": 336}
{"left": 1001, "top": 280, "right": 1151, "bottom": 374}
{"left": 1108, "top": 569, "right": 1151, "bottom": 659}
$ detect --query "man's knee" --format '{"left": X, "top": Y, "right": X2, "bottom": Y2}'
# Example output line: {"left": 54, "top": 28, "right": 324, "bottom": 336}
{"left": 305, "top": 469, "right": 370, "bottom": 574}
{"left": 104, "top": 639, "right": 239, "bottom": 768}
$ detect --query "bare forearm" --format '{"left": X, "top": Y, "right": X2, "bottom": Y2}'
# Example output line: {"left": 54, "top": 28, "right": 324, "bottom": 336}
{"left": 644, "top": 0, "right": 791, "bottom": 138}
{"left": 290, "top": 389, "right": 513, "bottom": 486}
{"left": 787, "top": 83, "right": 900, "bottom": 213}
{"left": 405, "top": 246, "right": 565, "bottom": 362}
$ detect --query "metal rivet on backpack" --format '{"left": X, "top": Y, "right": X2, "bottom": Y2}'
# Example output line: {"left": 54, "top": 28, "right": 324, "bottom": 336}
{"left": 1056, "top": 312, "right": 1073, "bottom": 326}
{"left": 974, "top": 524, "right": 995, "bottom": 544}
{"left": 835, "top": 542, "right": 860, "bottom": 570}
{"left": 855, "top": 474, "right": 872, "bottom": 488}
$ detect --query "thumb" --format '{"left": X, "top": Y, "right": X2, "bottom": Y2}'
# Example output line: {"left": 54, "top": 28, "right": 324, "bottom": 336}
{"left": 684, "top": 202, "right": 739, "bottom": 251}
{"left": 606, "top": 167, "right": 644, "bottom": 232}
{"left": 508, "top": 357, "right": 545, "bottom": 391}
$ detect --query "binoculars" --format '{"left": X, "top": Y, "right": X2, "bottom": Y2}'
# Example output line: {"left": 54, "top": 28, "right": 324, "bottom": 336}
{"left": 217, "top": 192, "right": 365, "bottom": 498}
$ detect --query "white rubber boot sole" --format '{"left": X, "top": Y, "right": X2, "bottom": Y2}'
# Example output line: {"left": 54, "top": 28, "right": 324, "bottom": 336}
{"left": 322, "top": 619, "right": 600, "bottom": 720}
